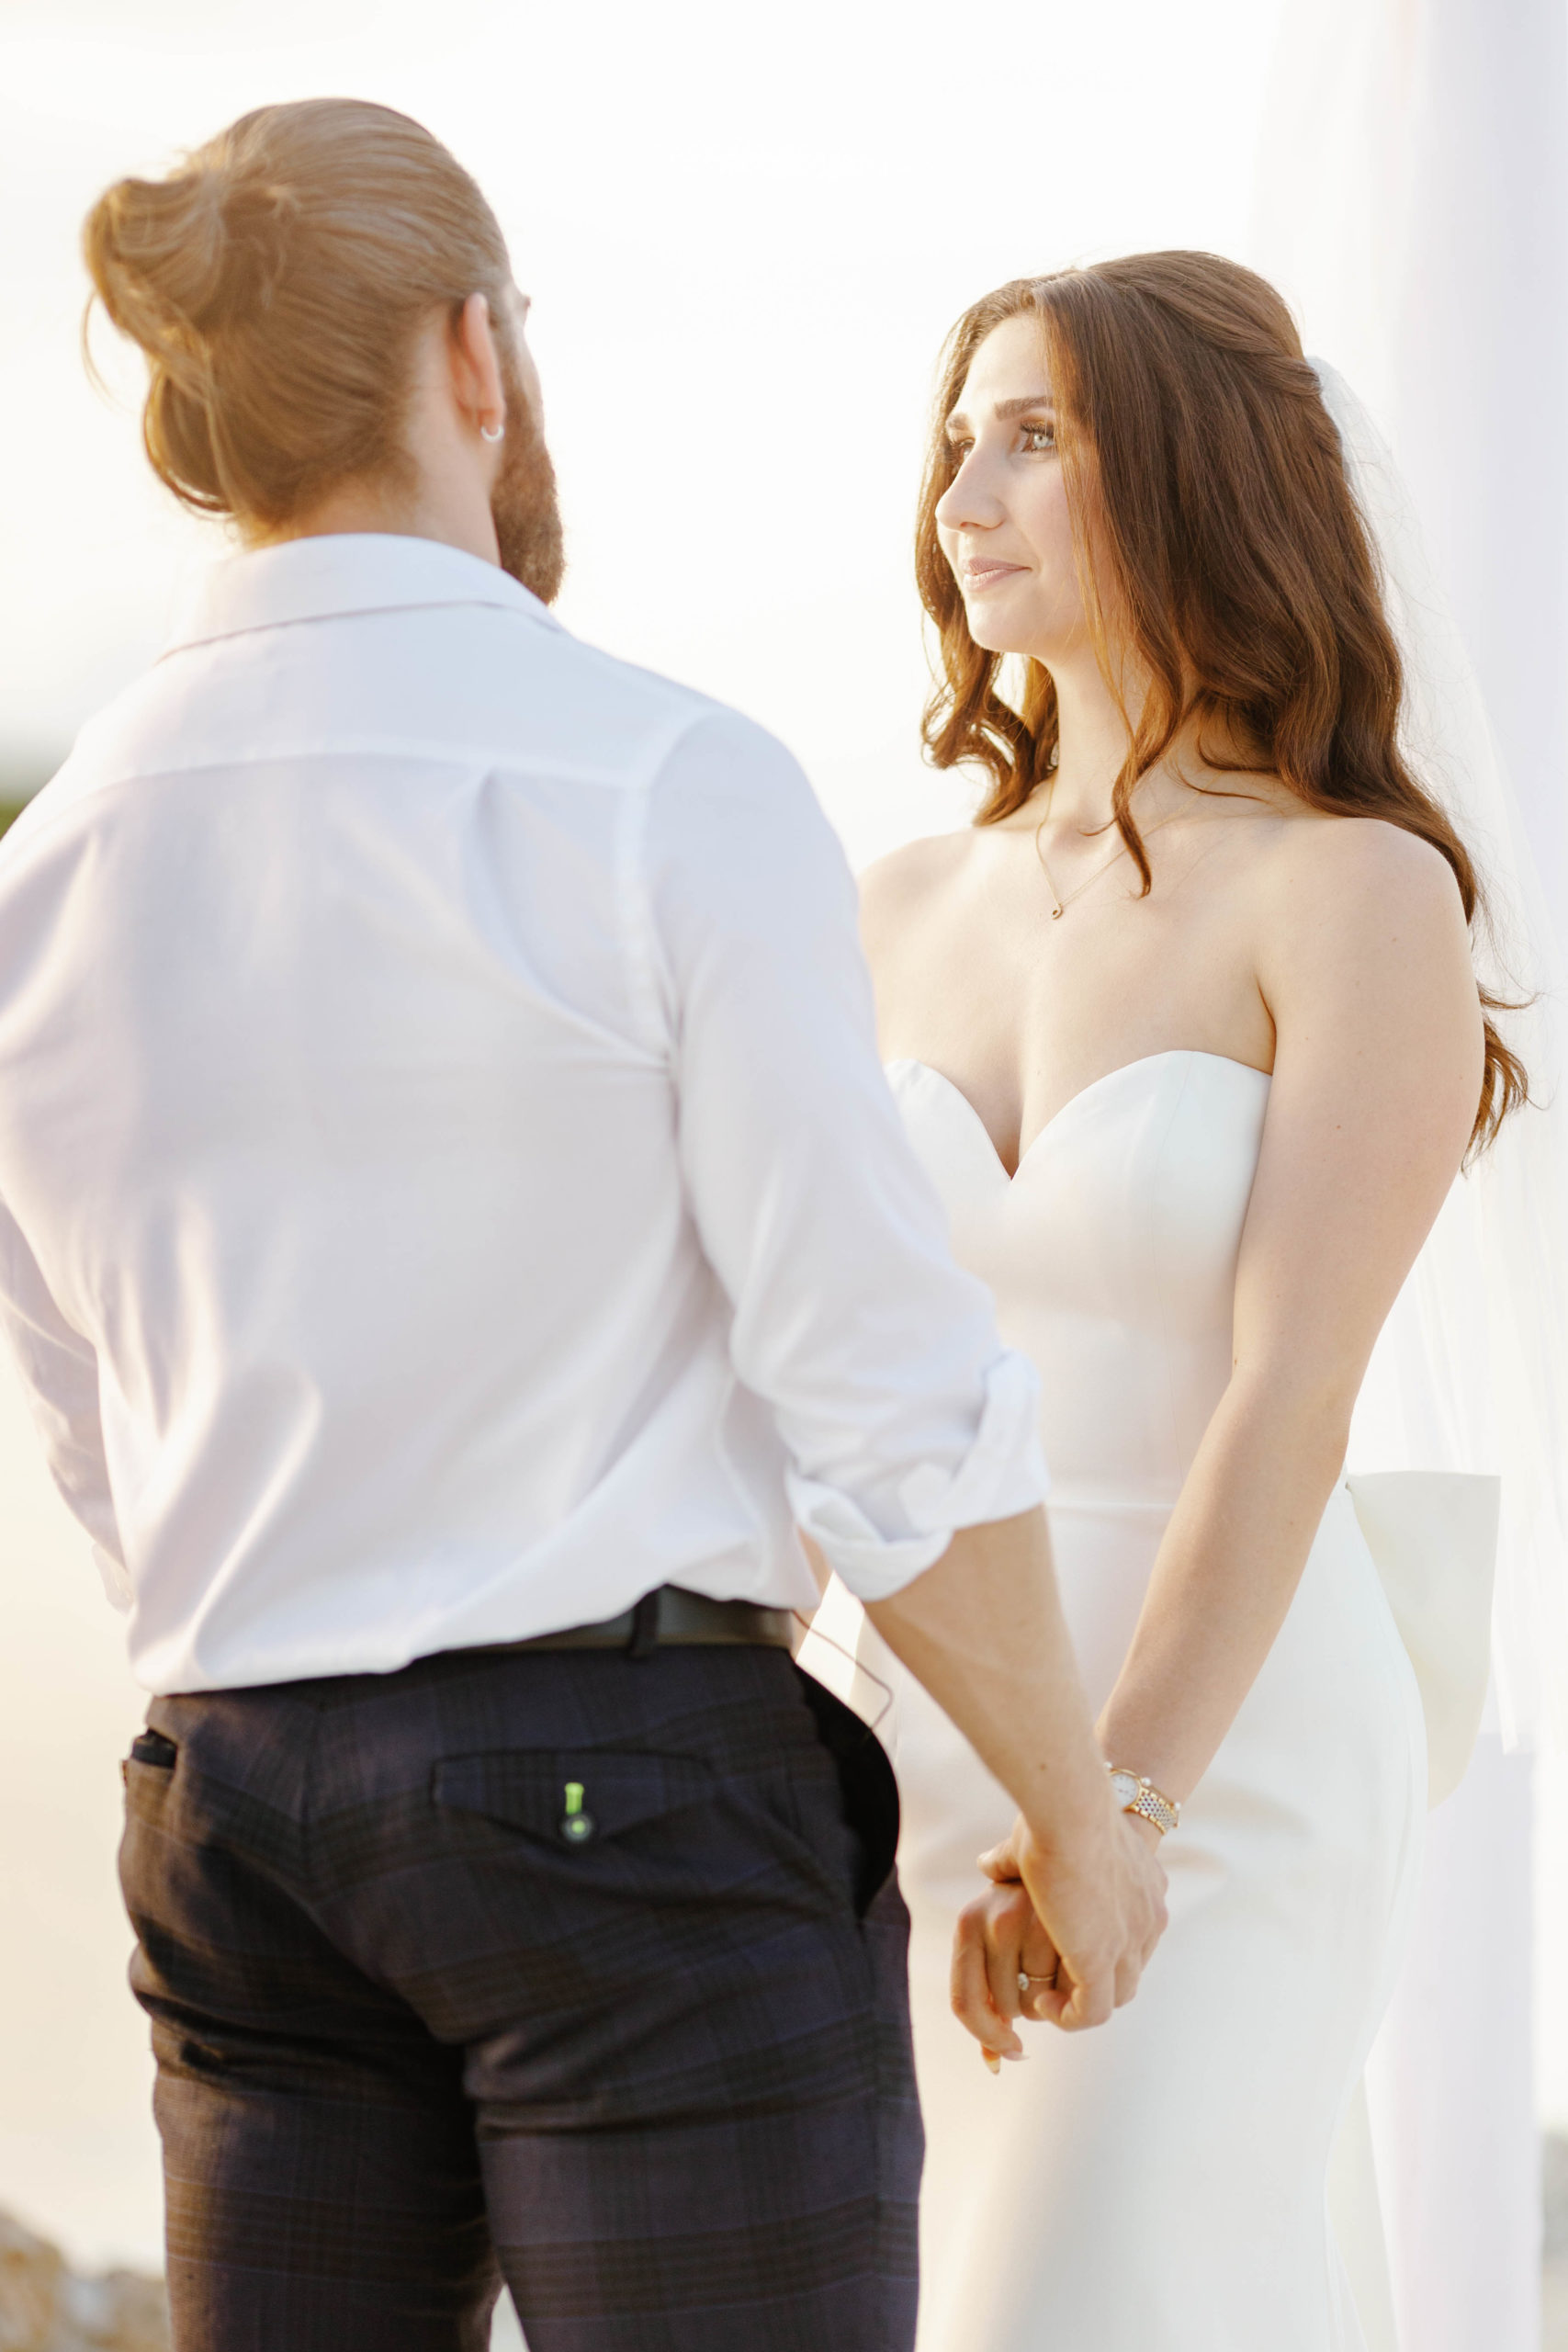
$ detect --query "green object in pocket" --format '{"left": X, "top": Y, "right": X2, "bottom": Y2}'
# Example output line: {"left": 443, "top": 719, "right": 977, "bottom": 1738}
{"left": 559, "top": 1780, "right": 595, "bottom": 1844}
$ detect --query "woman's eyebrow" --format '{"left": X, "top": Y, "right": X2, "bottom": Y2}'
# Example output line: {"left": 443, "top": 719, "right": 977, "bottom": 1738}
{"left": 944, "top": 392, "right": 1056, "bottom": 439}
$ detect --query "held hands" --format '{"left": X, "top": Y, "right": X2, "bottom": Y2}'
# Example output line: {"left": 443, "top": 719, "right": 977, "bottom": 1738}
{"left": 950, "top": 1805, "right": 1168, "bottom": 2060}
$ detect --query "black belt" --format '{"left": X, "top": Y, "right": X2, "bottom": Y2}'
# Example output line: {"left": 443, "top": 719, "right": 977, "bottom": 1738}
{"left": 484, "top": 1584, "right": 795, "bottom": 1663}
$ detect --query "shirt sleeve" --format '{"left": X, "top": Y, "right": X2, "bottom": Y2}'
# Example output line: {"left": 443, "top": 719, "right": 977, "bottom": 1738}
{"left": 0, "top": 1198, "right": 130, "bottom": 1607}
{"left": 641, "top": 707, "right": 1048, "bottom": 1602}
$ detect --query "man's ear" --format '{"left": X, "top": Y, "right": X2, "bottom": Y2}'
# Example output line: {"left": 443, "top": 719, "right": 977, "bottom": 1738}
{"left": 448, "top": 291, "right": 506, "bottom": 442}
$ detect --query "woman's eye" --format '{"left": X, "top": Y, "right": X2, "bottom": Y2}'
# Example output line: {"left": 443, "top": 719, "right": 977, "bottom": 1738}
{"left": 1021, "top": 423, "right": 1056, "bottom": 453}
{"left": 947, "top": 437, "right": 974, "bottom": 463}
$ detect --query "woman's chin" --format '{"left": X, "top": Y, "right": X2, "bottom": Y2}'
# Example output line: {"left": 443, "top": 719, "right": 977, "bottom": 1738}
{"left": 965, "top": 618, "right": 1037, "bottom": 659}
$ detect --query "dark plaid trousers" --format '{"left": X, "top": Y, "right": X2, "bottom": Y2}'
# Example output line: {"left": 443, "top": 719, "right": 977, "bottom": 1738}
{"left": 118, "top": 1640, "right": 921, "bottom": 2352}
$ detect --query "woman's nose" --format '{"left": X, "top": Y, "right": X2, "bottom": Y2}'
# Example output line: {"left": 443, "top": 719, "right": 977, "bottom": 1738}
{"left": 935, "top": 452, "right": 1002, "bottom": 535}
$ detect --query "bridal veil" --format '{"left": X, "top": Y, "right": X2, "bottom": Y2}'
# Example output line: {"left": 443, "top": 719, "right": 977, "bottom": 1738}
{"left": 1318, "top": 356, "right": 1568, "bottom": 1754}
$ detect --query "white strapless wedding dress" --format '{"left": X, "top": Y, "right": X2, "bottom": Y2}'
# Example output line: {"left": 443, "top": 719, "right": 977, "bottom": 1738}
{"left": 877, "top": 1051, "right": 1427, "bottom": 2352}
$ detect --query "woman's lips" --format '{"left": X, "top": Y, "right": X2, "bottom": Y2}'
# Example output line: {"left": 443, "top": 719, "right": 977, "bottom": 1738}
{"left": 961, "top": 561, "right": 1026, "bottom": 593}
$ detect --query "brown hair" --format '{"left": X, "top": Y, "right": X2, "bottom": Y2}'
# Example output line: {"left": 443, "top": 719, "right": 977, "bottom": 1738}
{"left": 916, "top": 252, "right": 1526, "bottom": 1148}
{"left": 83, "top": 98, "right": 513, "bottom": 530}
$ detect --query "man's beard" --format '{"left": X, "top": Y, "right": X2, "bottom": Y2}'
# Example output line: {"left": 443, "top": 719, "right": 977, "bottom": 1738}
{"left": 491, "top": 355, "right": 565, "bottom": 605}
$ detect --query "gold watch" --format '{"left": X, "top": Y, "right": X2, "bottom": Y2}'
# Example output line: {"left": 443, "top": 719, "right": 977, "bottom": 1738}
{"left": 1107, "top": 1763, "right": 1180, "bottom": 1838}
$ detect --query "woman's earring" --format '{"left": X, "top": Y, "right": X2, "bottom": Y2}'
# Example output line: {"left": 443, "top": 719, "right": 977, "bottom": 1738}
{"left": 479, "top": 421, "right": 506, "bottom": 444}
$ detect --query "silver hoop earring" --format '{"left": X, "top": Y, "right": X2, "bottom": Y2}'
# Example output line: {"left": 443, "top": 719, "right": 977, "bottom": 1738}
{"left": 479, "top": 422, "right": 505, "bottom": 444}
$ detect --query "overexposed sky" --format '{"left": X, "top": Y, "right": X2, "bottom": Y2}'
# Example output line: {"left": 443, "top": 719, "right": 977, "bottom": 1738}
{"left": 0, "top": 0, "right": 1283, "bottom": 862}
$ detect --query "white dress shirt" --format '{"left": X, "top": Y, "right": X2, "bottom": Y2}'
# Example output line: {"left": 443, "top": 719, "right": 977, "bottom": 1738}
{"left": 0, "top": 535, "right": 1045, "bottom": 1693}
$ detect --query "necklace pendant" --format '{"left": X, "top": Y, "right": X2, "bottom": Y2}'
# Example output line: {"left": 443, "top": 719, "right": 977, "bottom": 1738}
{"left": 1051, "top": 903, "right": 1064, "bottom": 920}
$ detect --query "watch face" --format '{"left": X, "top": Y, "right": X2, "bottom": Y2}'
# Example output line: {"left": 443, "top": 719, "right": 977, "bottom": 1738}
{"left": 1109, "top": 1770, "right": 1141, "bottom": 1809}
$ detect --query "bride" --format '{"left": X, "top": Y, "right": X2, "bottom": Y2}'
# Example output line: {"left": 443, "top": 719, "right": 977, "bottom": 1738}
{"left": 854, "top": 253, "right": 1528, "bottom": 2350}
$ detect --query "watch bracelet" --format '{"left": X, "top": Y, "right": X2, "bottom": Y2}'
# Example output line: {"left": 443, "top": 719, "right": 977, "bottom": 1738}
{"left": 1106, "top": 1761, "right": 1181, "bottom": 1838}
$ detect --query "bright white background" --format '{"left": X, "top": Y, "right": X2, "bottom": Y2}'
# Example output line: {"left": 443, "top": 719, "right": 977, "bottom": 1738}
{"left": 0, "top": 0, "right": 1563, "bottom": 2276}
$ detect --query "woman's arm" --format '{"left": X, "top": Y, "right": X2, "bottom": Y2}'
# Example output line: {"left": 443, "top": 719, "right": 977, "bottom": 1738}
{"left": 1096, "top": 816, "right": 1483, "bottom": 1805}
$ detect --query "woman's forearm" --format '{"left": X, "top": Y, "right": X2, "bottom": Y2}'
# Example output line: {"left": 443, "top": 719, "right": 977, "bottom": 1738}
{"left": 1095, "top": 1372, "right": 1352, "bottom": 1804}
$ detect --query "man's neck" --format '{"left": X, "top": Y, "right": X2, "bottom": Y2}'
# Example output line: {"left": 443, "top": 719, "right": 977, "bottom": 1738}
{"left": 249, "top": 465, "right": 501, "bottom": 569}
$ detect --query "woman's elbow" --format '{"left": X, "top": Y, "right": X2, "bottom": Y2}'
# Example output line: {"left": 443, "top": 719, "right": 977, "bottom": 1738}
{"left": 1224, "top": 1356, "right": 1359, "bottom": 1469}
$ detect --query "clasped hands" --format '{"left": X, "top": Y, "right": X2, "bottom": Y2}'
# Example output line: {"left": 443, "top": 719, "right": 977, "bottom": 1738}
{"left": 950, "top": 1805, "right": 1168, "bottom": 2062}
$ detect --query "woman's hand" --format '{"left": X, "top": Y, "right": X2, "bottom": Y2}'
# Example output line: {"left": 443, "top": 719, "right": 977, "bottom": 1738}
{"left": 951, "top": 1875, "right": 1061, "bottom": 2065}
{"left": 950, "top": 1804, "right": 1168, "bottom": 2058}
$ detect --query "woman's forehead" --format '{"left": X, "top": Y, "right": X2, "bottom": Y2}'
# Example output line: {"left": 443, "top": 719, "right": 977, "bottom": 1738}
{"left": 953, "top": 313, "right": 1055, "bottom": 418}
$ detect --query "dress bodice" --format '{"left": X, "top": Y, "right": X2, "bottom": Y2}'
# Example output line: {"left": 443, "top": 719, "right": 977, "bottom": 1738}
{"left": 888, "top": 1051, "right": 1271, "bottom": 1515}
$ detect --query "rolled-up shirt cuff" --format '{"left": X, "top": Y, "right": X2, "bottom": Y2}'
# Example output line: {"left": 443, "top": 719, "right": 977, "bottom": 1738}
{"left": 787, "top": 1347, "right": 1050, "bottom": 1603}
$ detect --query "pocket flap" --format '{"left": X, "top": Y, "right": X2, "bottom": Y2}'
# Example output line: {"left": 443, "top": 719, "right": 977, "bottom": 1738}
{"left": 432, "top": 1749, "right": 714, "bottom": 1848}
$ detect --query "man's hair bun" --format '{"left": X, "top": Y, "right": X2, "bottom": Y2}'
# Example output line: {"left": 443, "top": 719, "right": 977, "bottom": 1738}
{"left": 82, "top": 99, "right": 513, "bottom": 526}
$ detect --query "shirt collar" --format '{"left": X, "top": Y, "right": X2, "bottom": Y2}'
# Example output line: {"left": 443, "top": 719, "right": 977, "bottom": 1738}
{"left": 164, "top": 532, "right": 565, "bottom": 656}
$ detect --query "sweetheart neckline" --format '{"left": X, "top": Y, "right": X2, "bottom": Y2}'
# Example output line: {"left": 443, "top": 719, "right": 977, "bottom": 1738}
{"left": 886, "top": 1048, "right": 1272, "bottom": 1182}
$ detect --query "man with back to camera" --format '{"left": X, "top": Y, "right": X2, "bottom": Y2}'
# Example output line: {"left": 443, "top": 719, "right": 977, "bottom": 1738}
{"left": 0, "top": 99, "right": 1164, "bottom": 2350}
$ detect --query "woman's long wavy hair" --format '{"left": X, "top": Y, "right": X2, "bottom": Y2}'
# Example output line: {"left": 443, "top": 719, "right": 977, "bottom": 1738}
{"left": 915, "top": 252, "right": 1526, "bottom": 1149}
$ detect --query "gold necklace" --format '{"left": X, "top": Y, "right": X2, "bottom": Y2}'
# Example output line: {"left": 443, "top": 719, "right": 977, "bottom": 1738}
{"left": 1032, "top": 781, "right": 1183, "bottom": 921}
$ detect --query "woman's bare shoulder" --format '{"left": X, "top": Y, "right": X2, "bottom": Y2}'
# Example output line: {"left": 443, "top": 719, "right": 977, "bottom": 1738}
{"left": 1261, "top": 808, "right": 1468, "bottom": 924}
{"left": 1251, "top": 810, "right": 1476, "bottom": 1043}
{"left": 856, "top": 830, "right": 976, "bottom": 944}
